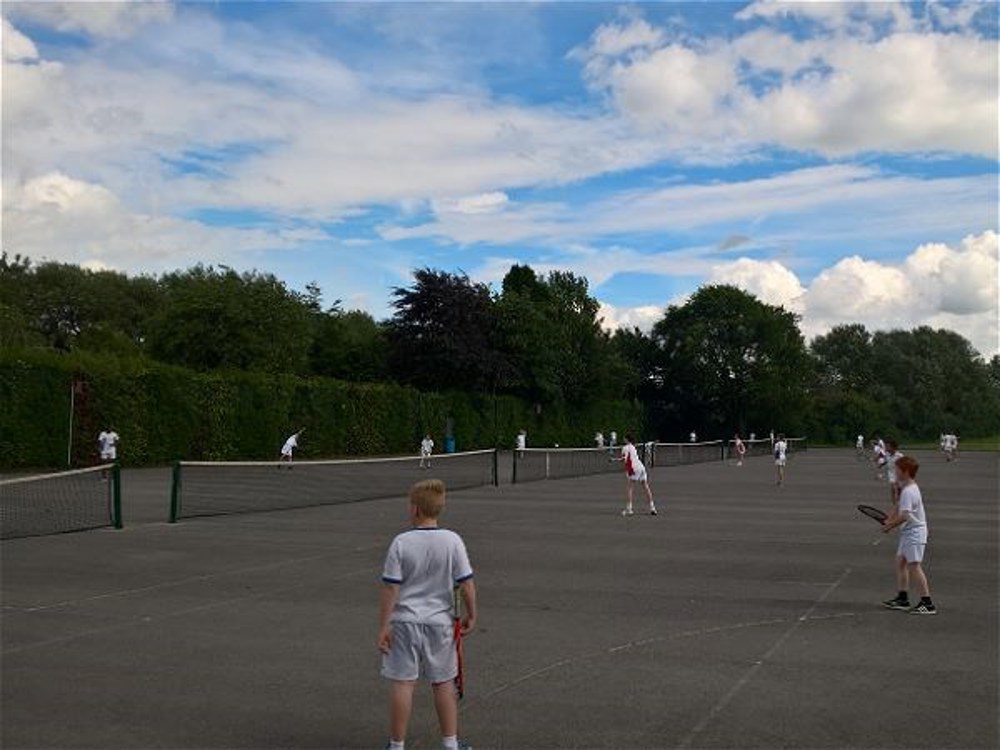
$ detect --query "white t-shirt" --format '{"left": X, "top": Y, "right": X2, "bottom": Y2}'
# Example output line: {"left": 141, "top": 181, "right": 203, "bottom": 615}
{"left": 420, "top": 437, "right": 434, "bottom": 456}
{"left": 516, "top": 433, "right": 526, "bottom": 450}
{"left": 281, "top": 433, "right": 298, "bottom": 457}
{"left": 885, "top": 451, "right": 903, "bottom": 483}
{"left": 381, "top": 528, "right": 473, "bottom": 626}
{"left": 735, "top": 438, "right": 746, "bottom": 455}
{"left": 774, "top": 439, "right": 787, "bottom": 463}
{"left": 898, "top": 482, "right": 928, "bottom": 538}
{"left": 621, "top": 443, "right": 647, "bottom": 480}
{"left": 98, "top": 430, "right": 119, "bottom": 460}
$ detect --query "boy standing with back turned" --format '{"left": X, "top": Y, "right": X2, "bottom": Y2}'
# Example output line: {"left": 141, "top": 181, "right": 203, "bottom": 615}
{"left": 378, "top": 479, "right": 477, "bottom": 750}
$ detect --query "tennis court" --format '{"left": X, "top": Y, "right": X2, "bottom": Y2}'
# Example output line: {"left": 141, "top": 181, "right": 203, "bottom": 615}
{"left": 2, "top": 448, "right": 996, "bottom": 749}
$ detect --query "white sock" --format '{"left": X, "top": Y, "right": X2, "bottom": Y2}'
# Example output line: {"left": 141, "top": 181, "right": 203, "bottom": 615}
{"left": 442, "top": 736, "right": 459, "bottom": 750}
{"left": 388, "top": 741, "right": 404, "bottom": 750}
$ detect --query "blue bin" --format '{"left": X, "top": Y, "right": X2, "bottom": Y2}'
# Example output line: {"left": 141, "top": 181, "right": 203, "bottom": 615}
{"left": 445, "top": 437, "right": 456, "bottom": 453}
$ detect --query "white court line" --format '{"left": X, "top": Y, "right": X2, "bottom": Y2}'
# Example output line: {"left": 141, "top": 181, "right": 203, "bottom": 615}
{"left": 465, "top": 603, "right": 858, "bottom": 710}
{"left": 2, "top": 565, "right": 372, "bottom": 656}
{"left": 5, "top": 546, "right": 375, "bottom": 615}
{"left": 676, "top": 566, "right": 854, "bottom": 749}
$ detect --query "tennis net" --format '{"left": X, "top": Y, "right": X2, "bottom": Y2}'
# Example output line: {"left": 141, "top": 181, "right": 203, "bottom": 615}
{"left": 726, "top": 437, "right": 809, "bottom": 460}
{"left": 170, "top": 449, "right": 498, "bottom": 521}
{"left": 1, "top": 465, "right": 122, "bottom": 540}
{"left": 650, "top": 440, "right": 725, "bottom": 466}
{"left": 512, "top": 447, "right": 628, "bottom": 483}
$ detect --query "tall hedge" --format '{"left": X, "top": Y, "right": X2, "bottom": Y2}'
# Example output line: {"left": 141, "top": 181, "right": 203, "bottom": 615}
{"left": 0, "top": 351, "right": 643, "bottom": 469}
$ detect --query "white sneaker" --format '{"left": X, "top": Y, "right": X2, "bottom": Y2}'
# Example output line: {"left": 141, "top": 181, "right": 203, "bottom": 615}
{"left": 621, "top": 508, "right": 634, "bottom": 516}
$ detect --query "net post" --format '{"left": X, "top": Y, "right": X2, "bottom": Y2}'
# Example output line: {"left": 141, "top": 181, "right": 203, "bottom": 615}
{"left": 512, "top": 450, "right": 518, "bottom": 484}
{"left": 169, "top": 461, "right": 181, "bottom": 523}
{"left": 112, "top": 462, "right": 123, "bottom": 529}
{"left": 492, "top": 449, "right": 499, "bottom": 486}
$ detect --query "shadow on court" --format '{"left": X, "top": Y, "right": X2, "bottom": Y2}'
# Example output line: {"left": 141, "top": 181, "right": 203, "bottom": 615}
{"left": 2, "top": 449, "right": 997, "bottom": 749}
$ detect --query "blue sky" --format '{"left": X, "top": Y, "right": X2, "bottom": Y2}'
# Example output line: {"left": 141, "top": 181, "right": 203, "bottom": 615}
{"left": 3, "top": 2, "right": 997, "bottom": 356}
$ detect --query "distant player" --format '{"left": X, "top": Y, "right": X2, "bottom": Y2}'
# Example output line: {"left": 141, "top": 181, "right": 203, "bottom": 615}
{"left": 594, "top": 431, "right": 605, "bottom": 449}
{"left": 884, "top": 439, "right": 904, "bottom": 505}
{"left": 420, "top": 434, "right": 434, "bottom": 469}
{"left": 774, "top": 433, "right": 788, "bottom": 485}
{"left": 943, "top": 433, "right": 958, "bottom": 462}
{"left": 614, "top": 433, "right": 657, "bottom": 517}
{"left": 872, "top": 437, "right": 887, "bottom": 480}
{"left": 856, "top": 434, "right": 865, "bottom": 460}
{"left": 97, "top": 427, "right": 119, "bottom": 463}
{"left": 280, "top": 428, "right": 304, "bottom": 466}
{"left": 733, "top": 433, "right": 746, "bottom": 466}
{"left": 515, "top": 429, "right": 527, "bottom": 458}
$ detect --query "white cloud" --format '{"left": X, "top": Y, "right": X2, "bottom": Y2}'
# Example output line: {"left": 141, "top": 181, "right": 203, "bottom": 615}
{"left": 1, "top": 172, "right": 310, "bottom": 272}
{"left": 708, "top": 258, "right": 806, "bottom": 313}
{"left": 2, "top": 16, "right": 37, "bottom": 61}
{"left": 433, "top": 192, "right": 509, "bottom": 216}
{"left": 598, "top": 302, "right": 663, "bottom": 333}
{"left": 671, "top": 231, "right": 999, "bottom": 357}
{"left": 576, "top": 8, "right": 997, "bottom": 158}
{"left": 5, "top": 2, "right": 173, "bottom": 39}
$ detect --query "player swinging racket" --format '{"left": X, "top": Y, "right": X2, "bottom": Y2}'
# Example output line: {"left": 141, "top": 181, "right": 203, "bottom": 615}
{"left": 614, "top": 433, "right": 657, "bottom": 517}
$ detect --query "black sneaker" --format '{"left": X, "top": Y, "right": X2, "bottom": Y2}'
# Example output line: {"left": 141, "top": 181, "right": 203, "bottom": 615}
{"left": 882, "top": 597, "right": 910, "bottom": 611}
{"left": 909, "top": 602, "right": 937, "bottom": 615}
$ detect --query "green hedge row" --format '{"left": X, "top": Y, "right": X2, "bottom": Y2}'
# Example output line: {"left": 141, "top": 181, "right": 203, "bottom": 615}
{"left": 0, "top": 350, "right": 643, "bottom": 469}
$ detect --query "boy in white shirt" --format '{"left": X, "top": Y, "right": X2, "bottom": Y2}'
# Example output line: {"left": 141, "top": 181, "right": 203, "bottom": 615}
{"left": 378, "top": 480, "right": 477, "bottom": 750}
{"left": 880, "top": 456, "right": 936, "bottom": 614}
{"left": 419, "top": 434, "right": 434, "bottom": 469}
{"left": 279, "top": 429, "right": 303, "bottom": 466}
{"left": 97, "top": 428, "right": 119, "bottom": 462}
{"left": 773, "top": 434, "right": 788, "bottom": 485}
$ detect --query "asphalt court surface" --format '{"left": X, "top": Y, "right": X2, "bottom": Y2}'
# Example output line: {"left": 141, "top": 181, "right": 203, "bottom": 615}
{"left": 2, "top": 448, "right": 997, "bottom": 749}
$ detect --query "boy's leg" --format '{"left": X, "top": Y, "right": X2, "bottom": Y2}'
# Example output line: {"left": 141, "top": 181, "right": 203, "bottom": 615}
{"left": 431, "top": 679, "right": 459, "bottom": 740}
{"left": 908, "top": 562, "right": 931, "bottom": 598}
{"left": 895, "top": 555, "right": 910, "bottom": 593}
{"left": 388, "top": 680, "right": 417, "bottom": 743}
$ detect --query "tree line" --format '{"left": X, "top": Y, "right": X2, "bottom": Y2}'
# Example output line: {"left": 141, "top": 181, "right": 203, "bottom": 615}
{"left": 2, "top": 252, "right": 997, "bottom": 445}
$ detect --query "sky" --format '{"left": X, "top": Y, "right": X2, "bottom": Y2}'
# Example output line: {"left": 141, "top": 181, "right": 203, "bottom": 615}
{"left": 2, "top": 1, "right": 998, "bottom": 357}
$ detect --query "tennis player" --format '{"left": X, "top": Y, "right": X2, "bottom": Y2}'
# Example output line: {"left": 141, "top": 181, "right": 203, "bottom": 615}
{"left": 97, "top": 427, "right": 119, "bottom": 463}
{"left": 615, "top": 434, "right": 657, "bottom": 516}
{"left": 884, "top": 439, "right": 904, "bottom": 505}
{"left": 733, "top": 433, "right": 746, "bottom": 466}
{"left": 515, "top": 429, "right": 526, "bottom": 458}
{"left": 378, "top": 479, "right": 477, "bottom": 750}
{"left": 880, "top": 456, "right": 936, "bottom": 614}
{"left": 774, "top": 434, "right": 788, "bottom": 485}
{"left": 420, "top": 434, "right": 434, "bottom": 469}
{"left": 279, "top": 429, "right": 303, "bottom": 466}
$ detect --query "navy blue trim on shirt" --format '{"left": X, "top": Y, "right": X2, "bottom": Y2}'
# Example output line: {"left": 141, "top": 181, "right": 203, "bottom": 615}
{"left": 382, "top": 576, "right": 402, "bottom": 584}
{"left": 455, "top": 573, "right": 474, "bottom": 583}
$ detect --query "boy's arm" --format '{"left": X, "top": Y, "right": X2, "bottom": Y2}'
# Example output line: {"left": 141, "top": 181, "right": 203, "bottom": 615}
{"left": 882, "top": 508, "right": 910, "bottom": 532}
{"left": 458, "top": 578, "right": 477, "bottom": 635}
{"left": 377, "top": 582, "right": 399, "bottom": 653}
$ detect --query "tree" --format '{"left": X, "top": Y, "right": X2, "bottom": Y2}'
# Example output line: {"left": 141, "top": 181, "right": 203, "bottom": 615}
{"left": 386, "top": 269, "right": 501, "bottom": 392}
{"left": 146, "top": 266, "right": 313, "bottom": 373}
{"left": 648, "top": 285, "right": 812, "bottom": 439}
{"left": 310, "top": 310, "right": 389, "bottom": 383}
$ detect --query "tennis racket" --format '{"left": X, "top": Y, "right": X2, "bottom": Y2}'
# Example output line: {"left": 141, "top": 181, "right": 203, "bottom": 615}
{"left": 857, "top": 503, "right": 888, "bottom": 525}
{"left": 453, "top": 586, "right": 464, "bottom": 700}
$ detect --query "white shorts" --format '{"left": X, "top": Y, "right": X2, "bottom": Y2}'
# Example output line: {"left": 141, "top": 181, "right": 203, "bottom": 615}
{"left": 897, "top": 533, "right": 928, "bottom": 563}
{"left": 627, "top": 467, "right": 648, "bottom": 483}
{"left": 381, "top": 621, "right": 457, "bottom": 683}
{"left": 100, "top": 448, "right": 116, "bottom": 461}
{"left": 774, "top": 458, "right": 786, "bottom": 467}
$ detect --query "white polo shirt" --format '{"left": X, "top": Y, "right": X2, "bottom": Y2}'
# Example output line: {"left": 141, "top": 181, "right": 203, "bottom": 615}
{"left": 382, "top": 528, "right": 473, "bottom": 626}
